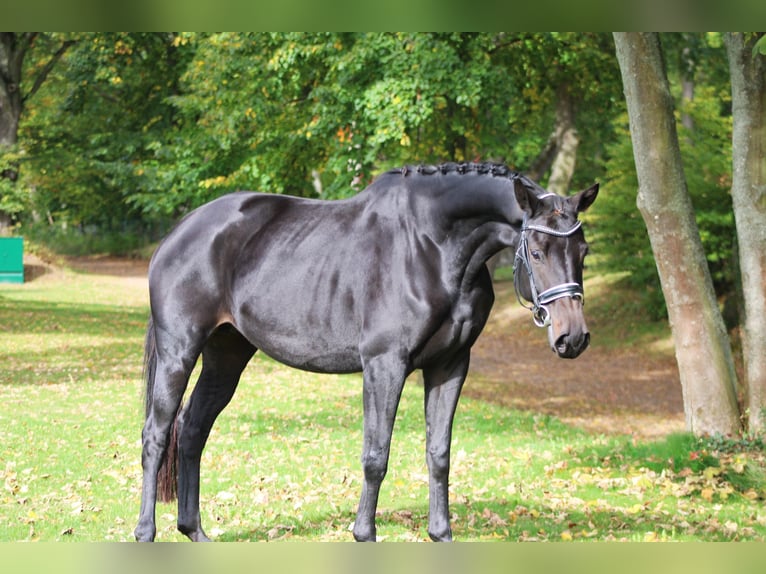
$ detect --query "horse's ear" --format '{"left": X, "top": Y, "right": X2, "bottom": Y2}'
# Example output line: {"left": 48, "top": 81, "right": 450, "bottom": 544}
{"left": 513, "top": 178, "right": 541, "bottom": 215}
{"left": 573, "top": 183, "right": 599, "bottom": 214}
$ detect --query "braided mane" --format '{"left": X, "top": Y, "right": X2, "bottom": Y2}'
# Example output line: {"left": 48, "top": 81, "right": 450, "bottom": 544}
{"left": 388, "top": 161, "right": 523, "bottom": 179}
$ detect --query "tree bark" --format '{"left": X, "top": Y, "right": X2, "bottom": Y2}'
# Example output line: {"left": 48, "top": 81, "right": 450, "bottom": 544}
{"left": 613, "top": 32, "right": 741, "bottom": 436}
{"left": 527, "top": 84, "right": 580, "bottom": 195}
{"left": 546, "top": 84, "right": 579, "bottom": 195}
{"left": 0, "top": 33, "right": 32, "bottom": 146}
{"left": 0, "top": 34, "right": 32, "bottom": 232}
{"left": 725, "top": 33, "right": 766, "bottom": 434}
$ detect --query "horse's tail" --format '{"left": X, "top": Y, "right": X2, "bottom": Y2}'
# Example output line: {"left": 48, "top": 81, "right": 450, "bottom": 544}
{"left": 142, "top": 316, "right": 181, "bottom": 503}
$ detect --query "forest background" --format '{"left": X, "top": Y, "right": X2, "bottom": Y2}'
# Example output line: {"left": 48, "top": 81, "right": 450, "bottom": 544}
{"left": 0, "top": 32, "right": 735, "bottom": 312}
{"left": 1, "top": 32, "right": 764, "bottom": 435}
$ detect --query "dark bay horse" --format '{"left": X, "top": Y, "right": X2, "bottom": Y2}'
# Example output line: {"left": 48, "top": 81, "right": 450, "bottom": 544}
{"left": 134, "top": 162, "right": 598, "bottom": 542}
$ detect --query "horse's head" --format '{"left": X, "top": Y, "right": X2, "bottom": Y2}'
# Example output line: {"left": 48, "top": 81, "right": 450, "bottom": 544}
{"left": 512, "top": 179, "right": 599, "bottom": 359}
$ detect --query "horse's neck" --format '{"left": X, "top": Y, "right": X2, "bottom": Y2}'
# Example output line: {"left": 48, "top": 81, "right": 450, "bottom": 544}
{"left": 413, "top": 174, "right": 522, "bottom": 286}
{"left": 432, "top": 174, "right": 521, "bottom": 241}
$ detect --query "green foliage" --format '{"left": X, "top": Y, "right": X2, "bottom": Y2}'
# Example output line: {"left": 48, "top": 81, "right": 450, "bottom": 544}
{"left": 20, "top": 221, "right": 156, "bottom": 257}
{"left": 677, "top": 84, "right": 735, "bottom": 293}
{"left": 0, "top": 148, "right": 26, "bottom": 220}
{"left": 589, "top": 112, "right": 666, "bottom": 318}
{"left": 14, "top": 32, "right": 621, "bottom": 232}
{"left": 752, "top": 34, "right": 766, "bottom": 57}
{"left": 145, "top": 33, "right": 528, "bottom": 205}
{"left": 19, "top": 32, "right": 190, "bottom": 227}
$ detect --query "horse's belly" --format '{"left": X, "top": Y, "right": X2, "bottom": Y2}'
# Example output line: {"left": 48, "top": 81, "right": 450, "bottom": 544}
{"left": 236, "top": 316, "right": 363, "bottom": 374}
{"left": 262, "top": 346, "right": 363, "bottom": 374}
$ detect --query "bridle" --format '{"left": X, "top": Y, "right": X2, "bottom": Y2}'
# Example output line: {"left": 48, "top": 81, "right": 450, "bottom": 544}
{"left": 513, "top": 212, "right": 584, "bottom": 328}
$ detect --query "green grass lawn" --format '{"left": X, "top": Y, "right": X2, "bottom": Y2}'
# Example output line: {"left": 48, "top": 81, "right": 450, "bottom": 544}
{"left": 1, "top": 266, "right": 764, "bottom": 542}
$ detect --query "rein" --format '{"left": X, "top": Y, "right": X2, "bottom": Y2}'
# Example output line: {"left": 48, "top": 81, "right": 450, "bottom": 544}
{"left": 513, "top": 215, "right": 584, "bottom": 328}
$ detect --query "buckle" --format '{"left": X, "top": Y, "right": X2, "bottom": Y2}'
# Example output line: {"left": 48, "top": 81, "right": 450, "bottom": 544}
{"left": 533, "top": 306, "right": 551, "bottom": 328}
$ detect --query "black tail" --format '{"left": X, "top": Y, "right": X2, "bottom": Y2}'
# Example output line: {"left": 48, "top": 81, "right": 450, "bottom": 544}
{"left": 143, "top": 316, "right": 181, "bottom": 503}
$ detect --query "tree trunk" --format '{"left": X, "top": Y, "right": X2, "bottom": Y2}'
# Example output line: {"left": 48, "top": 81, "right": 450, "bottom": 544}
{"left": 680, "top": 45, "right": 695, "bottom": 133}
{"left": 725, "top": 33, "right": 766, "bottom": 434}
{"left": 0, "top": 34, "right": 24, "bottom": 147}
{"left": 0, "top": 34, "right": 28, "bottom": 233}
{"left": 546, "top": 84, "right": 579, "bottom": 195}
{"left": 613, "top": 32, "right": 742, "bottom": 436}
{"left": 527, "top": 84, "right": 580, "bottom": 195}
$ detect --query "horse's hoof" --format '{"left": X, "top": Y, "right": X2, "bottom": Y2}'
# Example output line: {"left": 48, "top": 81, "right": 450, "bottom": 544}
{"left": 134, "top": 525, "right": 156, "bottom": 542}
{"left": 352, "top": 522, "right": 376, "bottom": 542}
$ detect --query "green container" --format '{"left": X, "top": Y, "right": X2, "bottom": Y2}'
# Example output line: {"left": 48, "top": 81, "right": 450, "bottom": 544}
{"left": 0, "top": 237, "right": 24, "bottom": 283}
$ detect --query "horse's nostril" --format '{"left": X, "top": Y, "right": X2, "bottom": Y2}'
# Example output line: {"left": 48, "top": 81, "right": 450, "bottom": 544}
{"left": 554, "top": 332, "right": 590, "bottom": 358}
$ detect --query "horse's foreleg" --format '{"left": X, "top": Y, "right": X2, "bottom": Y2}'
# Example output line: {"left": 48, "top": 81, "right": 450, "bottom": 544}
{"left": 176, "top": 327, "right": 255, "bottom": 542}
{"left": 353, "top": 354, "right": 407, "bottom": 542}
{"left": 422, "top": 352, "right": 469, "bottom": 542}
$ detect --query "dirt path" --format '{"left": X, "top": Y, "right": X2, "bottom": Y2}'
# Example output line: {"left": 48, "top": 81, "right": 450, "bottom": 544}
{"left": 467, "top": 290, "right": 685, "bottom": 438}
{"left": 39, "top": 255, "right": 686, "bottom": 439}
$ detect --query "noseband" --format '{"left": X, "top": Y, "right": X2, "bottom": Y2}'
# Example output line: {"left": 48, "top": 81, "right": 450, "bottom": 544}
{"left": 514, "top": 215, "right": 584, "bottom": 328}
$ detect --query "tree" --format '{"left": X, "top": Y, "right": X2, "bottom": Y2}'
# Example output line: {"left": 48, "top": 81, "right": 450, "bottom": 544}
{"left": 12, "top": 33, "right": 622, "bottom": 233}
{"left": 595, "top": 34, "right": 737, "bottom": 320}
{"left": 725, "top": 32, "right": 766, "bottom": 433}
{"left": 0, "top": 33, "right": 75, "bottom": 231}
{"left": 120, "top": 33, "right": 621, "bottom": 216}
{"left": 518, "top": 33, "right": 620, "bottom": 195}
{"left": 613, "top": 32, "right": 741, "bottom": 436}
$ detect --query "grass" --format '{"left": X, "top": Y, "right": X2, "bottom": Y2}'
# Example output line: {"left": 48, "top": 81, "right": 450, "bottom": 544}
{"left": 1, "top": 264, "right": 765, "bottom": 542}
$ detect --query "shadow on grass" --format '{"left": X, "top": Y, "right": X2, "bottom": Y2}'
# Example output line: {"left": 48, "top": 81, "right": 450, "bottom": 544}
{"left": 0, "top": 297, "right": 147, "bottom": 336}
{"left": 211, "top": 495, "right": 710, "bottom": 542}
{"left": 0, "top": 338, "right": 144, "bottom": 386}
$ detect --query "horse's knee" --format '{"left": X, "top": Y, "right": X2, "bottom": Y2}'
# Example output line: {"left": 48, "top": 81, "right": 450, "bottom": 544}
{"left": 361, "top": 449, "right": 388, "bottom": 483}
{"left": 426, "top": 444, "right": 450, "bottom": 480}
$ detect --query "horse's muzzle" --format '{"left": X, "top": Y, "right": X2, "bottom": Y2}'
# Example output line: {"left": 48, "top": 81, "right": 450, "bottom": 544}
{"left": 551, "top": 329, "right": 590, "bottom": 359}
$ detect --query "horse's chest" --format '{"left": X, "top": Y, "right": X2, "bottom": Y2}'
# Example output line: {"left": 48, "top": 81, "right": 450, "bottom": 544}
{"left": 414, "top": 285, "right": 494, "bottom": 367}
{"left": 448, "top": 294, "right": 492, "bottom": 345}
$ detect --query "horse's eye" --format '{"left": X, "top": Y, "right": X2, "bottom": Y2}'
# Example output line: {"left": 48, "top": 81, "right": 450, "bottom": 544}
{"left": 531, "top": 250, "right": 542, "bottom": 261}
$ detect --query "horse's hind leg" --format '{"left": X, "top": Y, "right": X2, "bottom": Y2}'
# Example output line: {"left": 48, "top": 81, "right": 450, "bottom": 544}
{"left": 422, "top": 352, "right": 470, "bottom": 542}
{"left": 176, "top": 324, "right": 255, "bottom": 542}
{"left": 135, "top": 330, "right": 201, "bottom": 542}
{"left": 353, "top": 353, "right": 408, "bottom": 542}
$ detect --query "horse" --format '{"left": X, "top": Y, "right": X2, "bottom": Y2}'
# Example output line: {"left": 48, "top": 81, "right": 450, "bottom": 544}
{"left": 133, "top": 161, "right": 598, "bottom": 542}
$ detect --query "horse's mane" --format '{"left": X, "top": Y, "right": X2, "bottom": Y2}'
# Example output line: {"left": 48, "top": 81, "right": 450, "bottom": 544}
{"left": 387, "top": 161, "right": 522, "bottom": 179}
{"left": 382, "top": 162, "right": 552, "bottom": 199}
